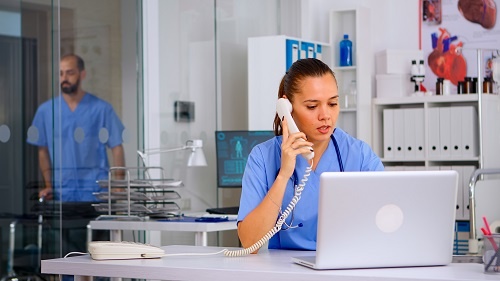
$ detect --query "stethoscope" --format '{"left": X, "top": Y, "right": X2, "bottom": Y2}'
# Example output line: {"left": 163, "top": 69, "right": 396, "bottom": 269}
{"left": 282, "top": 134, "right": 344, "bottom": 230}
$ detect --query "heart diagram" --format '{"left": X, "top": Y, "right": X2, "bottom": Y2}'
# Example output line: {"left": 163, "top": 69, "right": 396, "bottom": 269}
{"left": 427, "top": 28, "right": 467, "bottom": 85}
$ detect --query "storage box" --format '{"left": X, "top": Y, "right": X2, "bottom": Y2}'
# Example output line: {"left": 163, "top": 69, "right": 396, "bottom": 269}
{"left": 376, "top": 49, "right": 424, "bottom": 74}
{"left": 376, "top": 74, "right": 414, "bottom": 98}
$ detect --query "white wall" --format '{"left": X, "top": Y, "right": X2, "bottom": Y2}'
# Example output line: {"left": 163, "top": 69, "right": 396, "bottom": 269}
{"left": 143, "top": 0, "right": 420, "bottom": 246}
{"left": 301, "top": 0, "right": 420, "bottom": 90}
{"left": 294, "top": 0, "right": 419, "bottom": 144}
{"left": 298, "top": 0, "right": 419, "bottom": 51}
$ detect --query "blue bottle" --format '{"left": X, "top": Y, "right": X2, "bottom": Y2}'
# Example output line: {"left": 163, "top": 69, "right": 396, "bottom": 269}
{"left": 339, "top": 34, "right": 352, "bottom": 66}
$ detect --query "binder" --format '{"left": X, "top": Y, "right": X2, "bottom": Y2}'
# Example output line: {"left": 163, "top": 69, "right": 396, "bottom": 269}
{"left": 393, "top": 109, "right": 405, "bottom": 159}
{"left": 439, "top": 107, "right": 451, "bottom": 158}
{"left": 428, "top": 108, "right": 440, "bottom": 159}
{"left": 462, "top": 165, "right": 475, "bottom": 221}
{"left": 461, "top": 107, "right": 478, "bottom": 158}
{"left": 403, "top": 109, "right": 416, "bottom": 160}
{"left": 450, "top": 107, "right": 463, "bottom": 158}
{"left": 383, "top": 109, "right": 394, "bottom": 159}
{"left": 451, "top": 165, "right": 464, "bottom": 220}
{"left": 414, "top": 108, "right": 425, "bottom": 159}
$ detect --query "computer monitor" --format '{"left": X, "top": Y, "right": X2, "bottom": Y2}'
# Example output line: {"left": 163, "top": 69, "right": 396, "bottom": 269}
{"left": 215, "top": 130, "right": 274, "bottom": 188}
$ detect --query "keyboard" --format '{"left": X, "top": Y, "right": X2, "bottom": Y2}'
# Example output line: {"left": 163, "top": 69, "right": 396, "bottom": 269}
{"left": 206, "top": 206, "right": 239, "bottom": 215}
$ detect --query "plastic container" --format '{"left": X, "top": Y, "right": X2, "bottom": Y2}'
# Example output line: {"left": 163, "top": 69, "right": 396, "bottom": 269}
{"left": 483, "top": 234, "right": 500, "bottom": 274}
{"left": 339, "top": 34, "right": 352, "bottom": 66}
{"left": 443, "top": 79, "right": 451, "bottom": 95}
{"left": 348, "top": 80, "right": 357, "bottom": 108}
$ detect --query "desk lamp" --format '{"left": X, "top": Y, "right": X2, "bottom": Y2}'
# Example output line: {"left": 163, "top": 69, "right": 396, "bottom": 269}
{"left": 137, "top": 139, "right": 207, "bottom": 167}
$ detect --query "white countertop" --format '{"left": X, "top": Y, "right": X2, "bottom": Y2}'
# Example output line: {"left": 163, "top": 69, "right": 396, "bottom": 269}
{"left": 41, "top": 245, "right": 499, "bottom": 281}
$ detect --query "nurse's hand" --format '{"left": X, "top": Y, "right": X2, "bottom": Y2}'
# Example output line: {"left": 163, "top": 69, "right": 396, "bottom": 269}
{"left": 279, "top": 118, "right": 314, "bottom": 179}
{"left": 39, "top": 186, "right": 53, "bottom": 201}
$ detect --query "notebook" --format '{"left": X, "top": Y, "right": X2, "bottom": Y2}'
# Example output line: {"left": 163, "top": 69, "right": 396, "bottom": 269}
{"left": 292, "top": 170, "right": 458, "bottom": 270}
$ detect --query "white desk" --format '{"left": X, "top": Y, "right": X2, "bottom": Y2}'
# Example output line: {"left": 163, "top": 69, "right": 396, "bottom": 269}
{"left": 42, "top": 245, "right": 498, "bottom": 281}
{"left": 89, "top": 219, "right": 237, "bottom": 246}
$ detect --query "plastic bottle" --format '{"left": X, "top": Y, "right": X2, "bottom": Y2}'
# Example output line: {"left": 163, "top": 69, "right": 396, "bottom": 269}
{"left": 471, "top": 77, "right": 478, "bottom": 94}
{"left": 410, "top": 60, "right": 419, "bottom": 77}
{"left": 464, "top": 77, "right": 472, "bottom": 94}
{"left": 418, "top": 60, "right": 426, "bottom": 77}
{"left": 339, "top": 34, "right": 352, "bottom": 66}
{"left": 348, "top": 80, "right": 357, "bottom": 108}
{"left": 457, "top": 81, "right": 464, "bottom": 94}
{"left": 483, "top": 77, "right": 493, "bottom": 94}
{"left": 436, "top": 78, "right": 444, "bottom": 95}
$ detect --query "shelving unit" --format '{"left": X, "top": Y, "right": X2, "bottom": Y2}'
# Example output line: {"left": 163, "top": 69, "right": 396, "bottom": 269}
{"left": 372, "top": 50, "right": 500, "bottom": 252}
{"left": 373, "top": 94, "right": 500, "bottom": 216}
{"left": 329, "top": 6, "right": 371, "bottom": 142}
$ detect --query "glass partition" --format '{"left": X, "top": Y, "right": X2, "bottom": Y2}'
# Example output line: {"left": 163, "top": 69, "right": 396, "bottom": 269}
{"left": 0, "top": 0, "right": 143, "bottom": 279}
{"left": 147, "top": 0, "right": 281, "bottom": 247}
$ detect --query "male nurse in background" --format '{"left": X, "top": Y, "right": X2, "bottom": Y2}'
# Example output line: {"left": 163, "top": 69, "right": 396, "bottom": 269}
{"left": 27, "top": 53, "right": 125, "bottom": 202}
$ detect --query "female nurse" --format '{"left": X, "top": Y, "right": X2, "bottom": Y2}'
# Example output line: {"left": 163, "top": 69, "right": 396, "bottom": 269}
{"left": 237, "top": 58, "right": 384, "bottom": 252}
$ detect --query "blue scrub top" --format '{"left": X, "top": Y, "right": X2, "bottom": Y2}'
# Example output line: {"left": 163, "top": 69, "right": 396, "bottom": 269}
{"left": 238, "top": 128, "right": 384, "bottom": 250}
{"left": 27, "top": 93, "right": 125, "bottom": 202}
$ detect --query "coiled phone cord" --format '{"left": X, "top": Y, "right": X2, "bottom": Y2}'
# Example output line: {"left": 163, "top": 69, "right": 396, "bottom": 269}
{"left": 223, "top": 162, "right": 313, "bottom": 257}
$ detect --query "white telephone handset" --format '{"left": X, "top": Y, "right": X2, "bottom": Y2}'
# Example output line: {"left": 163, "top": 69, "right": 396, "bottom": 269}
{"left": 276, "top": 98, "right": 314, "bottom": 160}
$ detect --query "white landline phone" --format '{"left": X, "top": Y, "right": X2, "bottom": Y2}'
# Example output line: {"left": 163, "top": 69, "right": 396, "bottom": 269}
{"left": 87, "top": 99, "right": 313, "bottom": 259}
{"left": 276, "top": 98, "right": 314, "bottom": 160}
{"left": 88, "top": 241, "right": 165, "bottom": 260}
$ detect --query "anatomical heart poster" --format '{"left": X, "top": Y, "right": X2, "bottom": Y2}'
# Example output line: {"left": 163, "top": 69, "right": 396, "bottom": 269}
{"left": 421, "top": 0, "right": 499, "bottom": 92}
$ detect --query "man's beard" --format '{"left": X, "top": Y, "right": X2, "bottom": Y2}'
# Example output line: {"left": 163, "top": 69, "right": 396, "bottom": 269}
{"left": 61, "top": 79, "right": 79, "bottom": 94}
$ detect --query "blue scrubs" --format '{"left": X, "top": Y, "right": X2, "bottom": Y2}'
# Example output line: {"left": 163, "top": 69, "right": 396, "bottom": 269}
{"left": 238, "top": 128, "right": 384, "bottom": 250}
{"left": 28, "top": 93, "right": 124, "bottom": 202}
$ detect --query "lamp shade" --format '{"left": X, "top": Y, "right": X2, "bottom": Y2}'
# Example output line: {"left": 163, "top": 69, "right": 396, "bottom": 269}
{"left": 187, "top": 147, "right": 207, "bottom": 166}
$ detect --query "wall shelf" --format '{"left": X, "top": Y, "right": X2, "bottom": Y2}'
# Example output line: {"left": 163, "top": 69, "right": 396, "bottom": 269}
{"left": 329, "top": 6, "right": 371, "bottom": 142}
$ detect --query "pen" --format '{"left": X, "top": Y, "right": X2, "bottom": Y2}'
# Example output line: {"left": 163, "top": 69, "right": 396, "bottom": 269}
{"left": 483, "top": 216, "right": 492, "bottom": 235}
{"left": 481, "top": 227, "right": 498, "bottom": 251}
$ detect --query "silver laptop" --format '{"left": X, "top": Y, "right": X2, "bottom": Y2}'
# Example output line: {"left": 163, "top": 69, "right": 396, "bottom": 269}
{"left": 292, "top": 170, "right": 458, "bottom": 270}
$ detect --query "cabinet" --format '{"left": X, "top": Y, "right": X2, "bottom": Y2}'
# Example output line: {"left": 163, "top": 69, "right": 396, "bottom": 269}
{"left": 372, "top": 94, "right": 500, "bottom": 221}
{"left": 248, "top": 35, "right": 331, "bottom": 130}
{"left": 329, "top": 7, "right": 371, "bottom": 142}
